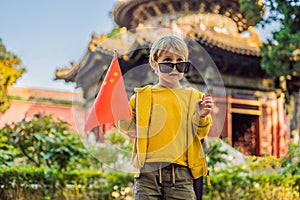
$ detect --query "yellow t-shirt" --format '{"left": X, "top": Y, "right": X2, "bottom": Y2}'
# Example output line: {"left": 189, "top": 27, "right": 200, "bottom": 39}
{"left": 145, "top": 86, "right": 192, "bottom": 165}
{"left": 120, "top": 85, "right": 211, "bottom": 178}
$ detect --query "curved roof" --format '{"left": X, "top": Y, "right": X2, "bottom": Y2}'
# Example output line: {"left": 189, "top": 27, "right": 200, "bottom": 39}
{"left": 89, "top": 23, "right": 262, "bottom": 57}
{"left": 113, "top": 0, "right": 260, "bottom": 32}
{"left": 56, "top": 1, "right": 264, "bottom": 87}
{"left": 55, "top": 24, "right": 263, "bottom": 83}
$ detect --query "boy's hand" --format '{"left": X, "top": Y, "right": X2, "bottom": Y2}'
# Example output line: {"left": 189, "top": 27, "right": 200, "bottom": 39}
{"left": 196, "top": 94, "right": 213, "bottom": 118}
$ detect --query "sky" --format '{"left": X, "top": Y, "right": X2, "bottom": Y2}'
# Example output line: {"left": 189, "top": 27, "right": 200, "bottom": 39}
{"left": 1, "top": 0, "right": 280, "bottom": 92}
{"left": 1, "top": 0, "right": 116, "bottom": 92}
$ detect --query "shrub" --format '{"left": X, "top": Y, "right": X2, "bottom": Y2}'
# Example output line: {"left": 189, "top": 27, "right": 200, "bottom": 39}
{"left": 0, "top": 165, "right": 134, "bottom": 200}
{"left": 0, "top": 113, "right": 89, "bottom": 170}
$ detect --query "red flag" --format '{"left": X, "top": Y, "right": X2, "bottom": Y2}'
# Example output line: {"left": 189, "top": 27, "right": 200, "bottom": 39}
{"left": 84, "top": 51, "right": 131, "bottom": 131}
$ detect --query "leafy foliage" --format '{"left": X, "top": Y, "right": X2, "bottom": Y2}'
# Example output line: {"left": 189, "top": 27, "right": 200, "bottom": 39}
{"left": 206, "top": 139, "right": 229, "bottom": 172}
{"left": 1, "top": 142, "right": 299, "bottom": 199}
{"left": 107, "top": 24, "right": 121, "bottom": 39}
{"left": 0, "top": 133, "right": 18, "bottom": 167}
{"left": 204, "top": 141, "right": 300, "bottom": 199}
{"left": 239, "top": 0, "right": 264, "bottom": 25}
{"left": 280, "top": 141, "right": 300, "bottom": 175}
{"left": 239, "top": 0, "right": 300, "bottom": 77}
{"left": 0, "top": 166, "right": 134, "bottom": 200}
{"left": 86, "top": 129, "right": 133, "bottom": 170}
{"left": 261, "top": 0, "right": 300, "bottom": 77}
{"left": 206, "top": 166, "right": 299, "bottom": 200}
{"left": 0, "top": 38, "right": 26, "bottom": 113}
{"left": 0, "top": 113, "right": 88, "bottom": 170}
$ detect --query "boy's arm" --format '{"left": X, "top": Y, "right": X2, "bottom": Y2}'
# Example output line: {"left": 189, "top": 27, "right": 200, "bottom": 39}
{"left": 192, "top": 91, "right": 213, "bottom": 139}
{"left": 192, "top": 114, "right": 212, "bottom": 139}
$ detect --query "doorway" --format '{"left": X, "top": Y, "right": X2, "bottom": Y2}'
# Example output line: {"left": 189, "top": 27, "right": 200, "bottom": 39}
{"left": 232, "top": 113, "right": 259, "bottom": 156}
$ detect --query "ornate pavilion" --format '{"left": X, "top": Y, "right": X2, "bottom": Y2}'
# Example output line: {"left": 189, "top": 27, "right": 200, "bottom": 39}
{"left": 55, "top": 0, "right": 290, "bottom": 157}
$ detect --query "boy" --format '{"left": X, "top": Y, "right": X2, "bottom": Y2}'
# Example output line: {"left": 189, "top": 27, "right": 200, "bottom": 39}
{"left": 121, "top": 35, "right": 213, "bottom": 199}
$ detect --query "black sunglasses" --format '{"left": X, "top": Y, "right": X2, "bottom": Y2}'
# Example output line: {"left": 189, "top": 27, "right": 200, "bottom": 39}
{"left": 157, "top": 62, "right": 190, "bottom": 73}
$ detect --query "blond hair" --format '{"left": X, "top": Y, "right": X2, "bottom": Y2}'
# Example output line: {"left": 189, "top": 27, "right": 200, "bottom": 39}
{"left": 149, "top": 36, "right": 189, "bottom": 64}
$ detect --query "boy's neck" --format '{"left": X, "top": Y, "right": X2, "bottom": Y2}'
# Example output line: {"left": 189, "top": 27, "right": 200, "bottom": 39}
{"left": 156, "top": 83, "right": 183, "bottom": 89}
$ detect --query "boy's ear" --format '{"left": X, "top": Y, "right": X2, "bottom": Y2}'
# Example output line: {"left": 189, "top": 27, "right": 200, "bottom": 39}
{"left": 150, "top": 60, "right": 157, "bottom": 69}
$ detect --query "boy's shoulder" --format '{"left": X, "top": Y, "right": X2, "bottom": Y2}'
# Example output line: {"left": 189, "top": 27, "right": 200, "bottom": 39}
{"left": 133, "top": 85, "right": 203, "bottom": 97}
{"left": 133, "top": 85, "right": 153, "bottom": 93}
{"left": 187, "top": 87, "right": 204, "bottom": 98}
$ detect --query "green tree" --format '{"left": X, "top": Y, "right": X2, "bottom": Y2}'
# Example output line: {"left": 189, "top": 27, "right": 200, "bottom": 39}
{"left": 0, "top": 38, "right": 26, "bottom": 113}
{"left": 239, "top": 0, "right": 265, "bottom": 25}
{"left": 240, "top": 0, "right": 300, "bottom": 77}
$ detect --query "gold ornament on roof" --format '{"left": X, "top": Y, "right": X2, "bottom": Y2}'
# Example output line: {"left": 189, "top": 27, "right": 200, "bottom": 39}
{"left": 88, "top": 33, "right": 108, "bottom": 52}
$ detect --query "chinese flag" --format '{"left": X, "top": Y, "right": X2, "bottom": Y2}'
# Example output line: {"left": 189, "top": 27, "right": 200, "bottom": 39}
{"left": 84, "top": 51, "right": 131, "bottom": 131}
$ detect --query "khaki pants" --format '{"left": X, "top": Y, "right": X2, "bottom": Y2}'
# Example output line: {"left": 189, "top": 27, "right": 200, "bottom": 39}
{"left": 134, "top": 163, "right": 196, "bottom": 200}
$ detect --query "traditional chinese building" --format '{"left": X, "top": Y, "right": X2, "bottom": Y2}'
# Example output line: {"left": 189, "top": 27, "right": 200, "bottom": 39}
{"left": 55, "top": 0, "right": 291, "bottom": 157}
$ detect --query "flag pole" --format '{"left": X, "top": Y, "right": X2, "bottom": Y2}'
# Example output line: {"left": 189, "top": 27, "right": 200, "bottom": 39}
{"left": 115, "top": 49, "right": 120, "bottom": 133}
{"left": 117, "top": 121, "right": 120, "bottom": 132}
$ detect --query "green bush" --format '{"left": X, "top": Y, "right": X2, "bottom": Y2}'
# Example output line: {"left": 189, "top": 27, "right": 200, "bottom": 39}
{"left": 0, "top": 113, "right": 90, "bottom": 170}
{"left": 205, "top": 169, "right": 299, "bottom": 200}
{"left": 0, "top": 166, "right": 134, "bottom": 200}
{"left": 0, "top": 113, "right": 134, "bottom": 199}
{"left": 203, "top": 145, "right": 300, "bottom": 200}
{"left": 0, "top": 134, "right": 18, "bottom": 167}
{"left": 280, "top": 142, "right": 300, "bottom": 175}
{"left": 1, "top": 164, "right": 298, "bottom": 200}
